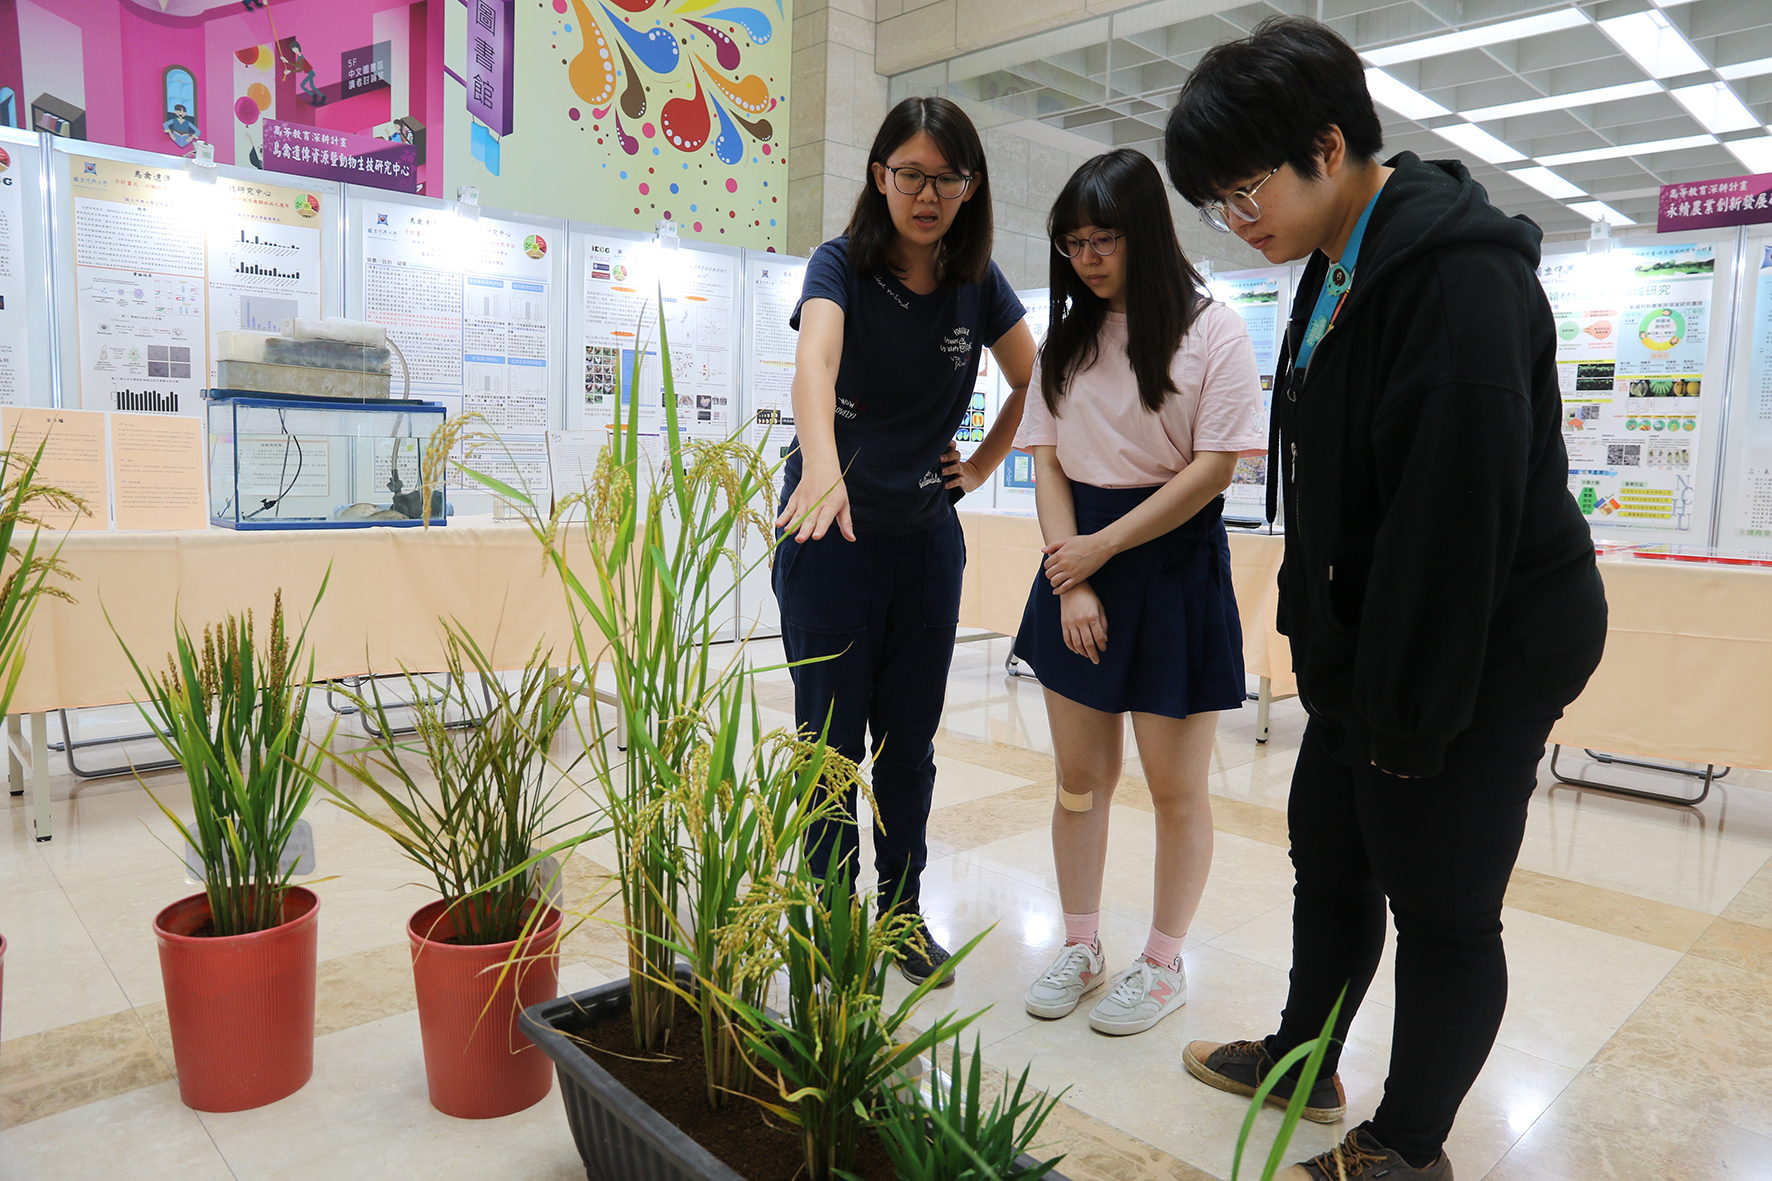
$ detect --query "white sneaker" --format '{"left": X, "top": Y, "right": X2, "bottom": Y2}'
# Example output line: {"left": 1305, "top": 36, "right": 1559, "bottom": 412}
{"left": 1087, "top": 956, "right": 1187, "bottom": 1035}
{"left": 1024, "top": 940, "right": 1108, "bottom": 1019}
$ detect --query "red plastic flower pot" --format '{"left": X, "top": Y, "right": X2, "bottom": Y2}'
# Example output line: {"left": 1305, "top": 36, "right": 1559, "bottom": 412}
{"left": 153, "top": 886, "right": 320, "bottom": 1113}
{"left": 408, "top": 899, "right": 563, "bottom": 1119}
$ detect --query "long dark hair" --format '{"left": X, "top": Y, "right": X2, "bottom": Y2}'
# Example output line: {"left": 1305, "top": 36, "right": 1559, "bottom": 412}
{"left": 845, "top": 96, "right": 994, "bottom": 285}
{"left": 1040, "top": 149, "right": 1204, "bottom": 415}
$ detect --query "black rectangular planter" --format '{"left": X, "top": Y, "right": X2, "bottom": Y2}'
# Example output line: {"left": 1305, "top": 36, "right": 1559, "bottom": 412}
{"left": 521, "top": 972, "right": 1070, "bottom": 1181}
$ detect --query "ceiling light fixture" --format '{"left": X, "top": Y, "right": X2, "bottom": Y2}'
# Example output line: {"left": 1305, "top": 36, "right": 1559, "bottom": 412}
{"left": 1539, "top": 133, "right": 1717, "bottom": 165}
{"left": 1669, "top": 81, "right": 1760, "bottom": 133}
{"left": 1726, "top": 137, "right": 1772, "bottom": 174}
{"left": 1433, "top": 122, "right": 1528, "bottom": 164}
{"left": 1460, "top": 81, "right": 1664, "bottom": 124}
{"left": 1364, "top": 69, "right": 1451, "bottom": 120}
{"left": 1717, "top": 57, "right": 1772, "bottom": 81}
{"left": 1508, "top": 166, "right": 1587, "bottom": 200}
{"left": 1567, "top": 200, "right": 1637, "bottom": 225}
{"left": 1361, "top": 9, "right": 1591, "bottom": 67}
{"left": 1597, "top": 10, "right": 1709, "bottom": 79}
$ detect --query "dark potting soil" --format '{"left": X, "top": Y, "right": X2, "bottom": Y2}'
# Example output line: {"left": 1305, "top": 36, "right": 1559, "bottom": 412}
{"left": 560, "top": 1006, "right": 900, "bottom": 1181}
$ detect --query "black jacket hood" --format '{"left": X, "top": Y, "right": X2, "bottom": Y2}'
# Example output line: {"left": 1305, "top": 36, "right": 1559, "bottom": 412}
{"left": 1322, "top": 152, "right": 1545, "bottom": 331}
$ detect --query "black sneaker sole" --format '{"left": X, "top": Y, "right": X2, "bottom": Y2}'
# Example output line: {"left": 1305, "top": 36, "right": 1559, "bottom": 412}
{"left": 1181, "top": 1042, "right": 1345, "bottom": 1123}
{"left": 898, "top": 962, "right": 956, "bottom": 988}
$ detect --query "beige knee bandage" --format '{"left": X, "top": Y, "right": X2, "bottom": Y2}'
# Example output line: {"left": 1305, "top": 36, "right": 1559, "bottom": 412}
{"left": 1059, "top": 788, "right": 1094, "bottom": 812}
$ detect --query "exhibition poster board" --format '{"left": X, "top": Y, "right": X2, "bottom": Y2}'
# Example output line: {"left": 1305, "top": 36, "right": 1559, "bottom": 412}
{"left": 996, "top": 287, "right": 1050, "bottom": 514}
{"left": 1537, "top": 234, "right": 1739, "bottom": 546}
{"left": 736, "top": 250, "right": 807, "bottom": 637}
{"left": 1716, "top": 231, "right": 1772, "bottom": 549}
{"left": 0, "top": 129, "right": 49, "bottom": 410}
{"left": 348, "top": 189, "right": 565, "bottom": 500}
{"left": 745, "top": 252, "right": 805, "bottom": 463}
{"left": 1210, "top": 266, "right": 1292, "bottom": 521}
{"left": 53, "top": 141, "right": 340, "bottom": 417}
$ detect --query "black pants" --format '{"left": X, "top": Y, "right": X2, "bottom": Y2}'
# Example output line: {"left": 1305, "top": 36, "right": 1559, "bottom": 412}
{"left": 772, "top": 509, "right": 964, "bottom": 914}
{"left": 1264, "top": 704, "right": 1562, "bottom": 1162}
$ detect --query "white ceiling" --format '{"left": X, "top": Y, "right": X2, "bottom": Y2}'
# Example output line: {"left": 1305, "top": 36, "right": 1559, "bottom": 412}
{"left": 920, "top": 0, "right": 1772, "bottom": 232}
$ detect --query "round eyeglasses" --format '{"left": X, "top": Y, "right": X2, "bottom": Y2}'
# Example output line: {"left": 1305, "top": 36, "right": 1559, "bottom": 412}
{"left": 1200, "top": 166, "right": 1280, "bottom": 234}
{"left": 883, "top": 166, "right": 974, "bottom": 199}
{"left": 1054, "top": 231, "right": 1124, "bottom": 258}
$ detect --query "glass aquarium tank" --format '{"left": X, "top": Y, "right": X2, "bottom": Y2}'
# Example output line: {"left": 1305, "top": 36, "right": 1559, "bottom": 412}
{"left": 206, "top": 393, "right": 449, "bottom": 530}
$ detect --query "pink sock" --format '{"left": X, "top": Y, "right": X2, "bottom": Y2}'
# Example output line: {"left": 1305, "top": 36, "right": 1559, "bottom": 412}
{"left": 1062, "top": 911, "right": 1100, "bottom": 948}
{"left": 1142, "top": 926, "right": 1185, "bottom": 969}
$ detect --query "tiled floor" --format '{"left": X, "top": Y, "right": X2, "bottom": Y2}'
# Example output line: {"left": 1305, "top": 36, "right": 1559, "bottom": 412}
{"left": 4, "top": 636, "right": 1772, "bottom": 1179}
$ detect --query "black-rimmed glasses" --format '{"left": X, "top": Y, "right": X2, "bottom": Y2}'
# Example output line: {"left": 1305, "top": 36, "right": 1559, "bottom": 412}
{"left": 883, "top": 166, "right": 974, "bottom": 199}
{"left": 1200, "top": 166, "right": 1280, "bottom": 233}
{"left": 1054, "top": 231, "right": 1125, "bottom": 258}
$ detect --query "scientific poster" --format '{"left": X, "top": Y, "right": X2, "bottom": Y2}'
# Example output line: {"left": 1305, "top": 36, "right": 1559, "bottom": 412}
{"left": 1539, "top": 244, "right": 1716, "bottom": 533}
{"left": 360, "top": 201, "right": 554, "bottom": 494}
{"left": 1212, "top": 268, "right": 1291, "bottom": 513}
{"left": 203, "top": 176, "right": 324, "bottom": 386}
{"left": 746, "top": 254, "right": 805, "bottom": 459}
{"left": 1731, "top": 243, "right": 1772, "bottom": 540}
{"left": 582, "top": 236, "right": 738, "bottom": 447}
{"left": 71, "top": 158, "right": 207, "bottom": 415}
{"left": 0, "top": 146, "right": 32, "bottom": 407}
{"left": 70, "top": 156, "right": 326, "bottom": 416}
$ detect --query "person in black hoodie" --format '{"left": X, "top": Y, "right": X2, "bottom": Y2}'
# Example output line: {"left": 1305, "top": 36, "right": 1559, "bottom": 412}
{"left": 1160, "top": 17, "right": 1607, "bottom": 1181}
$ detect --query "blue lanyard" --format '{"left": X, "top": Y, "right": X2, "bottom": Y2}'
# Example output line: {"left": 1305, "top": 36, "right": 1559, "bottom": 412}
{"left": 1294, "top": 190, "right": 1381, "bottom": 375}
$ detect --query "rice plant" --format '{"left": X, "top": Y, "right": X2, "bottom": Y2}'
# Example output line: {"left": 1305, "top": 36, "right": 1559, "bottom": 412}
{"left": 118, "top": 583, "right": 329, "bottom": 936}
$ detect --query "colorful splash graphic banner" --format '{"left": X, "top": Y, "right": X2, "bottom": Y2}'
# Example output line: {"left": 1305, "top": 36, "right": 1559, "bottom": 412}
{"left": 5, "top": 0, "right": 787, "bottom": 249}
{"left": 443, "top": 0, "right": 792, "bottom": 252}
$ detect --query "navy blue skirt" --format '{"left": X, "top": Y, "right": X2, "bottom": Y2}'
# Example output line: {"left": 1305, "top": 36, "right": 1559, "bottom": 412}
{"left": 1013, "top": 485, "right": 1245, "bottom": 719}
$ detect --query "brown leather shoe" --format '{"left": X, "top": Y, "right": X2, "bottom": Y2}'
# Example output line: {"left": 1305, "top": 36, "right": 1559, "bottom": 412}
{"left": 1279, "top": 1125, "right": 1454, "bottom": 1180}
{"left": 1182, "top": 1038, "right": 1346, "bottom": 1123}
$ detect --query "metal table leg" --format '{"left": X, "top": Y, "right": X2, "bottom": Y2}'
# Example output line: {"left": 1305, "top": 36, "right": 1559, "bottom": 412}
{"left": 1256, "top": 676, "right": 1273, "bottom": 744}
{"left": 29, "top": 711, "right": 49, "bottom": 841}
{"left": 50, "top": 710, "right": 180, "bottom": 780}
{"left": 7, "top": 714, "right": 21, "bottom": 796}
{"left": 1549, "top": 744, "right": 1725, "bottom": 807}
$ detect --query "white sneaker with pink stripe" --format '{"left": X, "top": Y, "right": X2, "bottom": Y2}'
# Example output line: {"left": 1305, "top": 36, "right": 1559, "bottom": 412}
{"left": 1025, "top": 940, "right": 1108, "bottom": 1019}
{"left": 1087, "top": 956, "right": 1187, "bottom": 1035}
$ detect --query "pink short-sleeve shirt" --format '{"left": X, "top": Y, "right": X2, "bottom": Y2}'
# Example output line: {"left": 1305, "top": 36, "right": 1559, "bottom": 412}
{"left": 1013, "top": 301, "right": 1267, "bottom": 487}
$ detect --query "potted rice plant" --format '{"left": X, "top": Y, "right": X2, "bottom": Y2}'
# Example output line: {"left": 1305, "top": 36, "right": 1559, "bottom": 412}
{"left": 0, "top": 438, "right": 84, "bottom": 1040}
{"left": 119, "top": 584, "right": 330, "bottom": 1113}
{"left": 318, "top": 625, "right": 589, "bottom": 1119}
{"left": 460, "top": 296, "right": 778, "bottom": 1063}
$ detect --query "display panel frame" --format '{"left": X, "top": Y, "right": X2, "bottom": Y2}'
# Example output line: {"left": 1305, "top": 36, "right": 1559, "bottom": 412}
{"left": 342, "top": 184, "right": 569, "bottom": 513}
{"left": 0, "top": 129, "right": 53, "bottom": 410}
{"left": 45, "top": 135, "right": 345, "bottom": 417}
{"left": 1537, "top": 229, "right": 1744, "bottom": 548}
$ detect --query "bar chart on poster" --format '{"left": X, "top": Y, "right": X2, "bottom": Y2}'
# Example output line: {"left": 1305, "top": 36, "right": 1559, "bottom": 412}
{"left": 1537, "top": 236, "right": 1736, "bottom": 546}
{"left": 356, "top": 197, "right": 556, "bottom": 496}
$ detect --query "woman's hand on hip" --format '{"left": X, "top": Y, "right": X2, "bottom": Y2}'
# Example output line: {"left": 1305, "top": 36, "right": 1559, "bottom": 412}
{"left": 1042, "top": 532, "right": 1113, "bottom": 595}
{"left": 776, "top": 463, "right": 855, "bottom": 543}
{"left": 1060, "top": 584, "right": 1107, "bottom": 665}
{"left": 942, "top": 441, "right": 984, "bottom": 493}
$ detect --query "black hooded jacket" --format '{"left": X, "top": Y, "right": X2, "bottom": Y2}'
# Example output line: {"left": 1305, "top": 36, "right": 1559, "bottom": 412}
{"left": 1269, "top": 152, "right": 1607, "bottom": 779}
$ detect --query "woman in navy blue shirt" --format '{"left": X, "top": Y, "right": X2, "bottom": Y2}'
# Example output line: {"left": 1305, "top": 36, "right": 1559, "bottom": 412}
{"left": 776, "top": 96, "right": 1036, "bottom": 985}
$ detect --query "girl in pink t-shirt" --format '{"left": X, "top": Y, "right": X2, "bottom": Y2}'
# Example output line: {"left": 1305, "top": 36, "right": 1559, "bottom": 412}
{"left": 1014, "top": 150, "right": 1266, "bottom": 1037}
